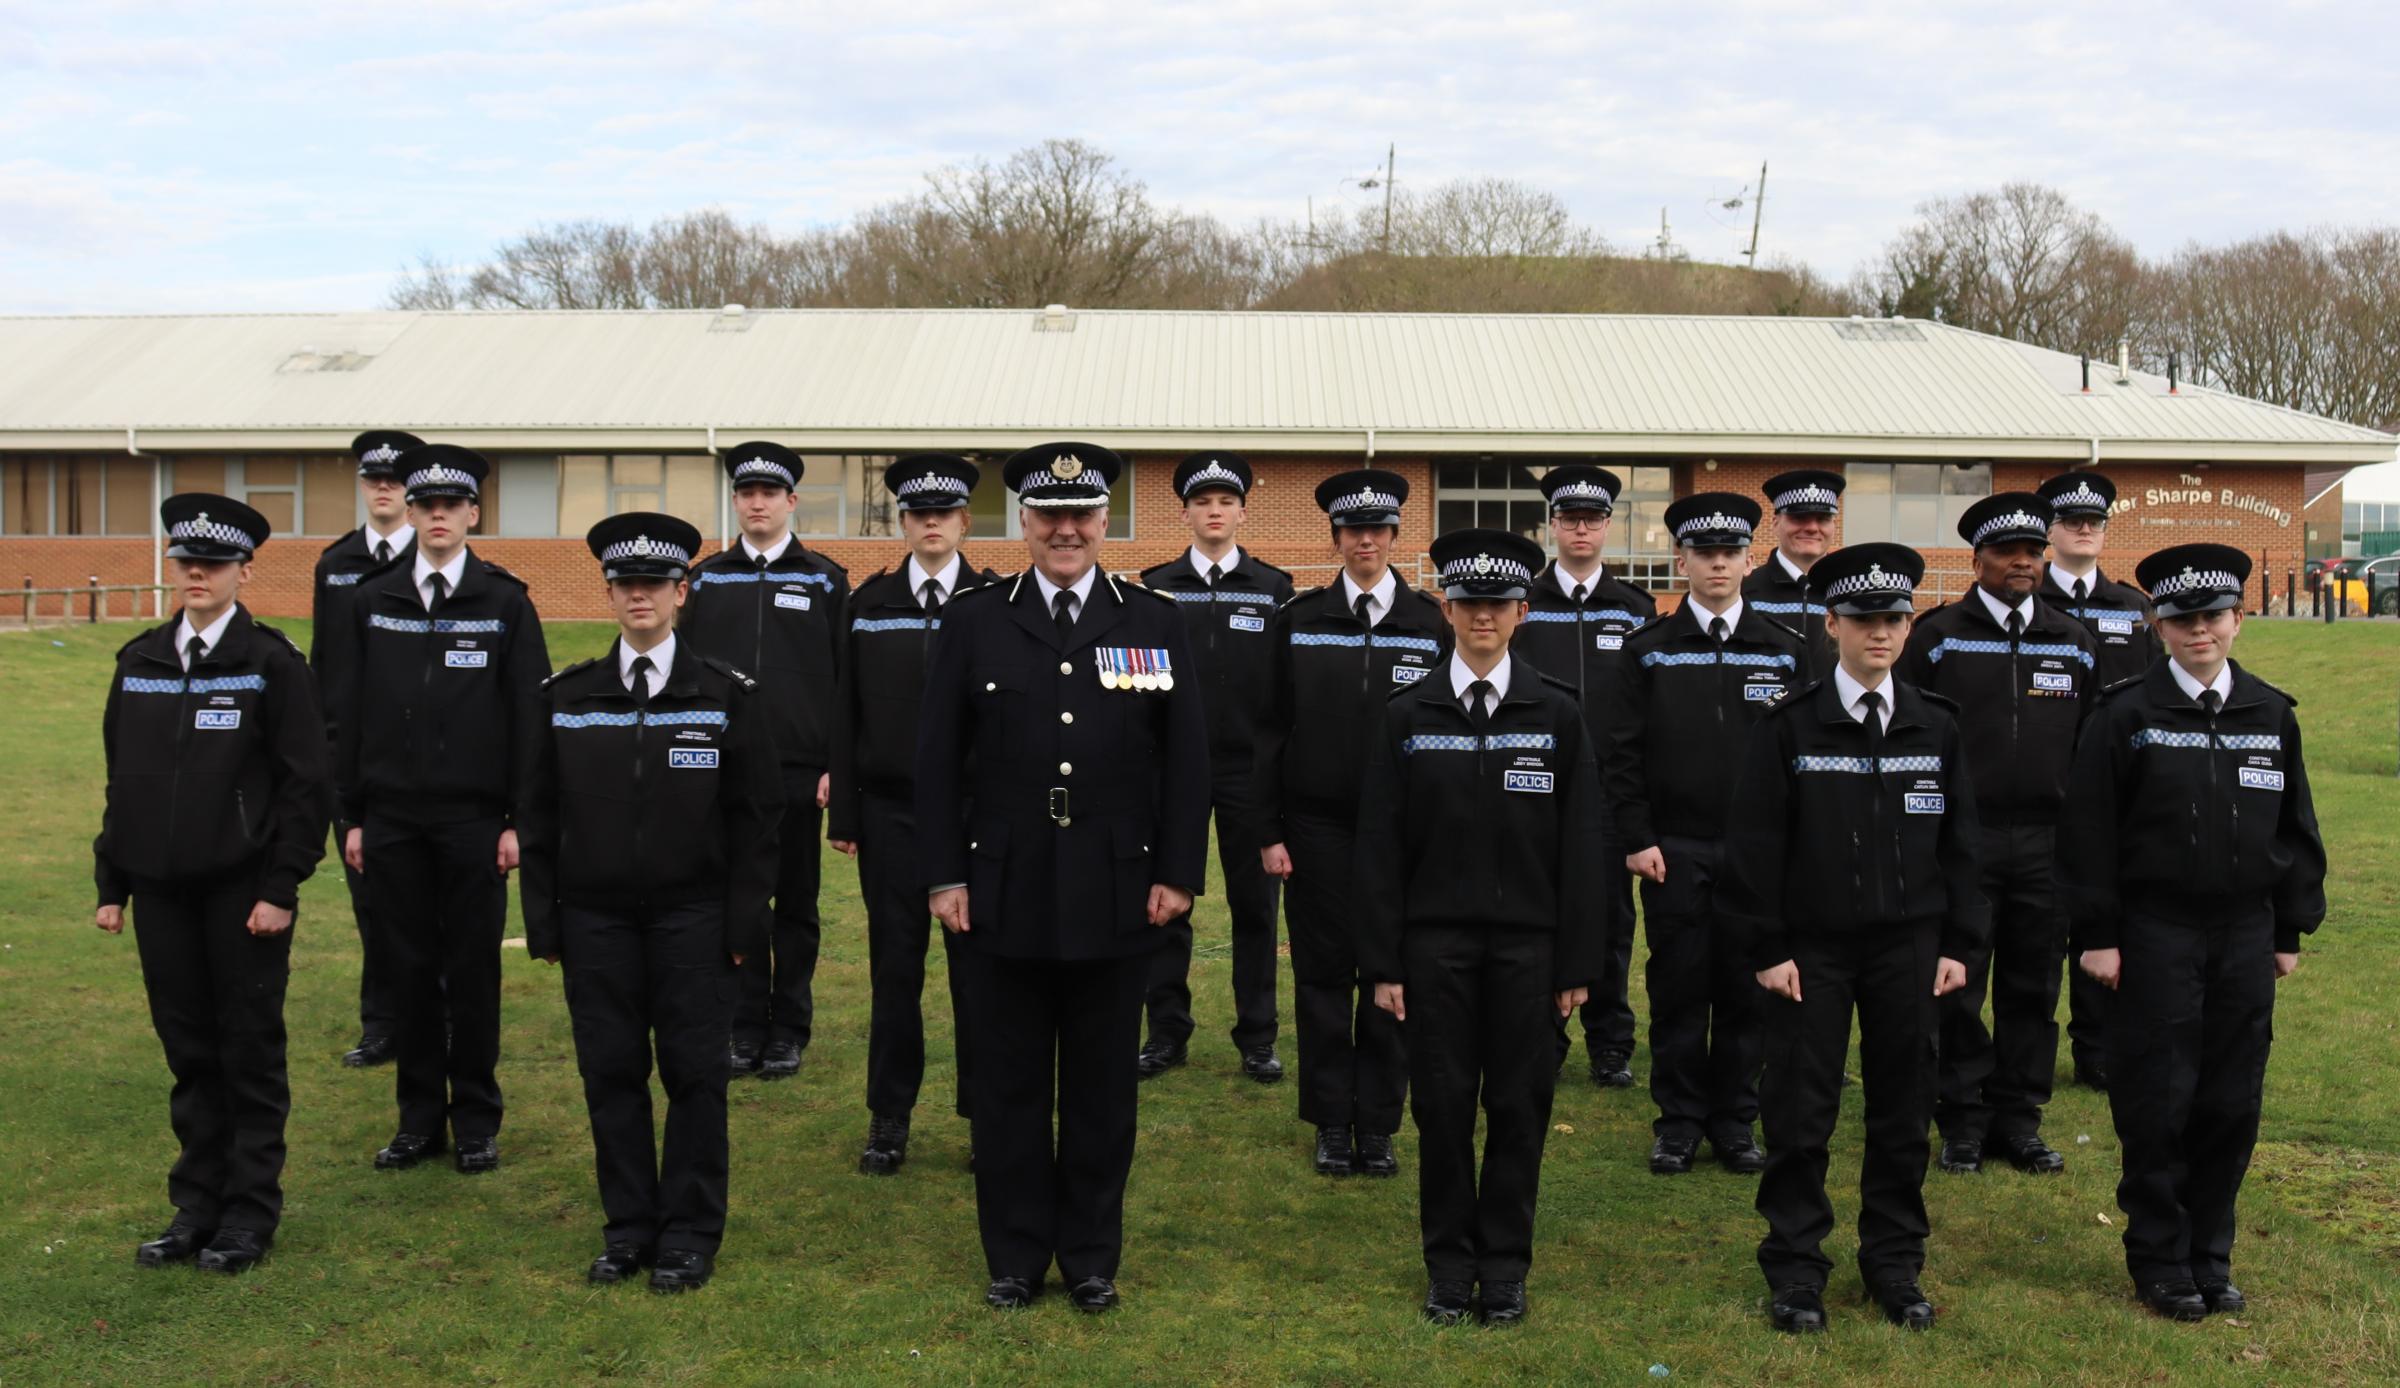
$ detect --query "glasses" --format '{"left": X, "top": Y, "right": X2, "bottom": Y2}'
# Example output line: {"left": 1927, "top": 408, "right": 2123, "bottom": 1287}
{"left": 2054, "top": 517, "right": 2108, "bottom": 532}
{"left": 1551, "top": 513, "right": 1611, "bottom": 532}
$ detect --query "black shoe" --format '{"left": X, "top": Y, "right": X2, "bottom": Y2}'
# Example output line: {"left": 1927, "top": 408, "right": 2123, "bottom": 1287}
{"left": 1423, "top": 1279, "right": 1474, "bottom": 1325}
{"left": 374, "top": 1132, "right": 445, "bottom": 1170}
{"left": 1770, "top": 1284, "right": 1827, "bottom": 1333}
{"left": 194, "top": 1228, "right": 268, "bottom": 1275}
{"left": 1999, "top": 1134, "right": 2065, "bottom": 1175}
{"left": 2074, "top": 1059, "right": 2109, "bottom": 1091}
{"left": 650, "top": 1249, "right": 713, "bottom": 1293}
{"left": 1354, "top": 1130, "right": 1399, "bottom": 1178}
{"left": 1713, "top": 1132, "right": 1767, "bottom": 1175}
{"left": 588, "top": 1244, "right": 650, "bottom": 1285}
{"left": 985, "top": 1275, "right": 1038, "bottom": 1309}
{"left": 1136, "top": 1036, "right": 1188, "bottom": 1080}
{"left": 135, "top": 1221, "right": 212, "bottom": 1268}
{"left": 1650, "top": 1135, "right": 1699, "bottom": 1175}
{"left": 2137, "top": 1279, "right": 2208, "bottom": 1322}
{"left": 1477, "top": 1280, "right": 1528, "bottom": 1326}
{"left": 759, "top": 1040, "right": 803, "bottom": 1080}
{"left": 1240, "top": 1045, "right": 1284, "bottom": 1083}
{"left": 1312, "top": 1125, "right": 1354, "bottom": 1176}
{"left": 1937, "top": 1139, "right": 1983, "bottom": 1175}
{"left": 727, "top": 1039, "right": 763, "bottom": 1078}
{"left": 453, "top": 1137, "right": 500, "bottom": 1175}
{"left": 1068, "top": 1276, "right": 1119, "bottom": 1313}
{"left": 858, "top": 1115, "right": 911, "bottom": 1176}
{"left": 1867, "top": 1279, "right": 1935, "bottom": 1330}
{"left": 342, "top": 1035, "right": 395, "bottom": 1068}
{"left": 2197, "top": 1279, "right": 2246, "bottom": 1315}
{"left": 1588, "top": 1048, "right": 1634, "bottom": 1088}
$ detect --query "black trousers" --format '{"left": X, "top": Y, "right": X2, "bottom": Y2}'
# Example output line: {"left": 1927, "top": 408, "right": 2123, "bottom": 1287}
{"left": 130, "top": 872, "right": 292, "bottom": 1235}
{"left": 1937, "top": 822, "right": 2064, "bottom": 1145}
{"left": 1283, "top": 807, "right": 1407, "bottom": 1135}
{"left": 1405, "top": 926, "right": 1557, "bottom": 1284}
{"left": 1639, "top": 837, "right": 1761, "bottom": 1143}
{"left": 363, "top": 806, "right": 507, "bottom": 1141}
{"left": 1553, "top": 852, "right": 1638, "bottom": 1062}
{"left": 2107, "top": 909, "right": 2275, "bottom": 1285}
{"left": 959, "top": 947, "right": 1149, "bottom": 1283}
{"left": 1757, "top": 922, "right": 1940, "bottom": 1292}
{"left": 2067, "top": 950, "right": 2113, "bottom": 1073}
{"left": 560, "top": 901, "right": 734, "bottom": 1255}
{"left": 343, "top": 861, "right": 399, "bottom": 1039}
{"left": 737, "top": 764, "right": 823, "bottom": 1049}
{"left": 1144, "top": 763, "right": 1280, "bottom": 1052}
{"left": 858, "top": 791, "right": 972, "bottom": 1120}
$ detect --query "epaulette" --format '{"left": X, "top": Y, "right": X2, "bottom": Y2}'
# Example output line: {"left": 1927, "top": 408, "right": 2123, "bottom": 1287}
{"left": 542, "top": 656, "right": 601, "bottom": 690}
{"left": 116, "top": 622, "right": 167, "bottom": 659}
{"left": 698, "top": 655, "right": 759, "bottom": 692}
{"left": 1756, "top": 612, "right": 1807, "bottom": 644}
{"left": 477, "top": 558, "right": 528, "bottom": 588}
{"left": 1250, "top": 555, "right": 1294, "bottom": 578}
{"left": 1761, "top": 677, "right": 1825, "bottom": 717}
{"left": 952, "top": 576, "right": 1011, "bottom": 606}
{"left": 1536, "top": 670, "right": 1581, "bottom": 697}
{"left": 1118, "top": 573, "right": 1173, "bottom": 604}
{"left": 2099, "top": 673, "right": 2145, "bottom": 699}
{"left": 252, "top": 621, "right": 305, "bottom": 659}
{"left": 320, "top": 529, "right": 359, "bottom": 557}
{"left": 1914, "top": 687, "right": 1962, "bottom": 714}
{"left": 2243, "top": 672, "right": 2299, "bottom": 708}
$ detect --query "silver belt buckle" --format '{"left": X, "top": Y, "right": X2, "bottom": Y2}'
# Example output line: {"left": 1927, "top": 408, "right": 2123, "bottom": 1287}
{"left": 1048, "top": 787, "right": 1071, "bottom": 827}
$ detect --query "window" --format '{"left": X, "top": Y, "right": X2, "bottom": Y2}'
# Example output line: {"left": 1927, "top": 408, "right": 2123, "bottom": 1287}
{"left": 0, "top": 456, "right": 161, "bottom": 535}
{"left": 966, "top": 456, "right": 1134, "bottom": 539}
{"left": 1843, "top": 462, "right": 1991, "bottom": 546}
{"left": 1432, "top": 459, "right": 1676, "bottom": 586}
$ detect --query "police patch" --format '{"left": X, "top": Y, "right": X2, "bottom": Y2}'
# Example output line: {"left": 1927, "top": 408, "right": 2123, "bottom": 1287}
{"left": 1229, "top": 613, "right": 1266, "bottom": 633}
{"left": 1743, "top": 682, "right": 1782, "bottom": 702}
{"left": 774, "top": 591, "right": 812, "bottom": 611}
{"left": 2096, "top": 616, "right": 2133, "bottom": 636}
{"left": 195, "top": 709, "right": 241, "bottom": 730}
{"left": 445, "top": 649, "right": 489, "bottom": 668}
{"left": 2031, "top": 671, "right": 2073, "bottom": 692}
{"left": 1595, "top": 633, "right": 1623, "bottom": 651}
{"left": 668, "top": 748, "right": 721, "bottom": 770}
{"left": 2238, "top": 767, "right": 2285, "bottom": 791}
{"left": 1503, "top": 770, "right": 1554, "bottom": 794}
{"left": 1392, "top": 666, "right": 1429, "bottom": 684}
{"left": 1904, "top": 792, "right": 1945, "bottom": 814}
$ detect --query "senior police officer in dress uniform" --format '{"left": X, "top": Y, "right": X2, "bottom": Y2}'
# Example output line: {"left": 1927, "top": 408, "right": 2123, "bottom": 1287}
{"left": 326, "top": 444, "right": 551, "bottom": 1175}
{"left": 1255, "top": 469, "right": 1452, "bottom": 1178}
{"left": 1134, "top": 451, "right": 1296, "bottom": 1085}
{"left": 1511, "top": 463, "right": 1655, "bottom": 1091}
{"left": 827, "top": 455, "right": 1002, "bottom": 1176}
{"left": 915, "top": 442, "right": 1211, "bottom": 1313}
{"left": 2034, "top": 471, "right": 2162, "bottom": 1092}
{"left": 680, "top": 441, "right": 849, "bottom": 1082}
{"left": 1742, "top": 470, "right": 1844, "bottom": 683}
{"left": 521, "top": 514, "right": 784, "bottom": 1294}
{"left": 98, "top": 495, "right": 331, "bottom": 1275}
{"left": 1606, "top": 494, "right": 1803, "bottom": 1177}
{"left": 313, "top": 430, "right": 421, "bottom": 1070}
{"left": 1358, "top": 527, "right": 1608, "bottom": 1329}
{"left": 2057, "top": 545, "right": 2325, "bottom": 1322}
{"left": 1899, "top": 493, "right": 2098, "bottom": 1179}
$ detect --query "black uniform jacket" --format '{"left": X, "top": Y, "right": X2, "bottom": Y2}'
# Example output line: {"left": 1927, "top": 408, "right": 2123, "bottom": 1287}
{"left": 1252, "top": 576, "right": 1452, "bottom": 846}
{"left": 325, "top": 551, "right": 550, "bottom": 826}
{"left": 680, "top": 539, "right": 848, "bottom": 771}
{"left": 310, "top": 527, "right": 413, "bottom": 743}
{"left": 518, "top": 641, "right": 786, "bottom": 962}
{"left": 95, "top": 608, "right": 330, "bottom": 910}
{"left": 914, "top": 570, "right": 1213, "bottom": 962}
{"left": 1136, "top": 549, "right": 1295, "bottom": 768}
{"left": 1511, "top": 562, "right": 1655, "bottom": 726}
{"left": 1354, "top": 660, "right": 1610, "bottom": 992}
{"left": 826, "top": 560, "right": 1003, "bottom": 842}
{"left": 1896, "top": 591, "right": 2099, "bottom": 826}
{"left": 2039, "top": 566, "right": 2161, "bottom": 691}
{"left": 2055, "top": 660, "right": 2326, "bottom": 955}
{"left": 1718, "top": 678, "right": 1991, "bottom": 973}
{"left": 1604, "top": 599, "right": 1805, "bottom": 849}
{"left": 1742, "top": 553, "right": 1835, "bottom": 683}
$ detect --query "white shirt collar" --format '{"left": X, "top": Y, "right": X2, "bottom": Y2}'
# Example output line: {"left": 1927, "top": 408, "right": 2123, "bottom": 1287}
{"left": 1188, "top": 545, "right": 1241, "bottom": 583}
{"left": 1976, "top": 585, "right": 2032, "bottom": 628}
{"left": 1449, "top": 653, "right": 1511, "bottom": 715}
{"left": 1032, "top": 563, "right": 1100, "bottom": 618}
{"left": 2049, "top": 561, "right": 2098, "bottom": 595}
{"left": 365, "top": 520, "right": 414, "bottom": 557}
{"left": 619, "top": 634, "right": 677, "bottom": 695}
{"left": 412, "top": 546, "right": 470, "bottom": 608}
{"left": 2169, "top": 660, "right": 2235, "bottom": 706}
{"left": 175, "top": 607, "right": 238, "bottom": 668}
{"left": 742, "top": 531, "right": 795, "bottom": 565}
{"left": 906, "top": 553, "right": 963, "bottom": 604}
{"left": 1775, "top": 548, "right": 1807, "bottom": 583}
{"left": 1832, "top": 663, "right": 1896, "bottom": 729}
{"left": 1340, "top": 567, "right": 1398, "bottom": 627}
{"left": 1553, "top": 562, "right": 1605, "bottom": 600}
{"left": 1687, "top": 595, "right": 1744, "bottom": 635}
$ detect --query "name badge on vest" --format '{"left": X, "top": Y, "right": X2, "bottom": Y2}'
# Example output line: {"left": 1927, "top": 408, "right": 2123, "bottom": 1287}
{"left": 1504, "top": 769, "right": 1554, "bottom": 794}
{"left": 1904, "top": 792, "right": 1945, "bottom": 814}
{"left": 1229, "top": 612, "right": 1266, "bottom": 633}
{"left": 195, "top": 708, "right": 241, "bottom": 730}
{"left": 669, "top": 748, "right": 720, "bottom": 769}
{"left": 446, "top": 649, "right": 489, "bottom": 668}
{"left": 775, "top": 591, "right": 812, "bottom": 611}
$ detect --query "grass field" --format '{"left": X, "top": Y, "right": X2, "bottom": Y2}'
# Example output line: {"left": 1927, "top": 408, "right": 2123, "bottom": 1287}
{"left": 2, "top": 616, "right": 2395, "bottom": 1385}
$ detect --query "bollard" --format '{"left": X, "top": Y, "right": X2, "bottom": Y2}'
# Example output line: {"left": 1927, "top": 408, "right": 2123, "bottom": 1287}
{"left": 19, "top": 576, "right": 29, "bottom": 627}
{"left": 88, "top": 575, "right": 100, "bottom": 623}
{"left": 2286, "top": 570, "right": 2296, "bottom": 618}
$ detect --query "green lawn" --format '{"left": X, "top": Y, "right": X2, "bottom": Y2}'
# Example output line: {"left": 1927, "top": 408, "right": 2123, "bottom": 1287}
{"left": 2, "top": 617, "right": 2395, "bottom": 1385}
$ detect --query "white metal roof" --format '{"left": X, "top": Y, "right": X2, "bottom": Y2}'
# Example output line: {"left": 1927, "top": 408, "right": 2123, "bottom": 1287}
{"left": 0, "top": 307, "right": 2388, "bottom": 464}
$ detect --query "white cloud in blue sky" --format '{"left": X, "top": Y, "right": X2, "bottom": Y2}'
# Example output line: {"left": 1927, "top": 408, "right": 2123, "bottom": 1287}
{"left": 2, "top": 0, "right": 2394, "bottom": 312}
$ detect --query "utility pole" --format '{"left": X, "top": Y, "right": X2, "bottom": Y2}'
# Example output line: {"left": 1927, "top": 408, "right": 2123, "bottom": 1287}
{"left": 1743, "top": 160, "right": 1767, "bottom": 269}
{"left": 1380, "top": 143, "right": 1395, "bottom": 252}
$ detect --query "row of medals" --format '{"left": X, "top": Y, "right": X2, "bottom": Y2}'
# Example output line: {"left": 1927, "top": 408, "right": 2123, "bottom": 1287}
{"left": 1097, "top": 648, "right": 1174, "bottom": 692}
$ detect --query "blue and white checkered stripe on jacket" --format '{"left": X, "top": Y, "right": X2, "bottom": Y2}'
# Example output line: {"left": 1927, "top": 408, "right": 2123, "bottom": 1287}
{"left": 1399, "top": 733, "right": 1557, "bottom": 756}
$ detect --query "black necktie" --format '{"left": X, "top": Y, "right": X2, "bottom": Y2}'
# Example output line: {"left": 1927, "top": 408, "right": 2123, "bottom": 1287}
{"left": 185, "top": 636, "right": 205, "bottom": 673}
{"left": 1572, "top": 582, "right": 1589, "bottom": 606}
{"left": 1860, "top": 689, "right": 1886, "bottom": 763}
{"left": 374, "top": 539, "right": 392, "bottom": 565}
{"left": 2006, "top": 608, "right": 2023, "bottom": 641}
{"left": 2200, "top": 689, "right": 2222, "bottom": 719}
{"left": 1052, "top": 590, "right": 1076, "bottom": 641}
{"left": 1466, "top": 678, "right": 1493, "bottom": 732}
{"left": 1354, "top": 593, "right": 1373, "bottom": 626}
{"left": 921, "top": 579, "right": 943, "bottom": 616}
{"left": 1206, "top": 562, "right": 1223, "bottom": 589}
{"left": 426, "top": 571, "right": 449, "bottom": 616}
{"left": 2072, "top": 577, "right": 2088, "bottom": 604}
{"left": 630, "top": 655, "right": 654, "bottom": 709}
{"left": 1709, "top": 616, "right": 1728, "bottom": 643}
{"left": 755, "top": 550, "right": 770, "bottom": 571}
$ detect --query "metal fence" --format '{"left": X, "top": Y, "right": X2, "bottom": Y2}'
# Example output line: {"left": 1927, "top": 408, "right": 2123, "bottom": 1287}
{"left": 10, "top": 579, "right": 170, "bottom": 625}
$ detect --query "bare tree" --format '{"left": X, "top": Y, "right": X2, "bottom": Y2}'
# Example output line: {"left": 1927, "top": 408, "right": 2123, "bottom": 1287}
{"left": 1855, "top": 183, "right": 2139, "bottom": 354}
{"left": 387, "top": 255, "right": 465, "bottom": 310}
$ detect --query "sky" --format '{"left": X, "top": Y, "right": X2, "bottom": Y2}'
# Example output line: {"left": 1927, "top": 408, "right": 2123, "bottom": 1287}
{"left": 3, "top": 1, "right": 2397, "bottom": 315}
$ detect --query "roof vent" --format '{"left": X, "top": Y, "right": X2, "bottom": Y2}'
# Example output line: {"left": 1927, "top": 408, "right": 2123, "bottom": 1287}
{"left": 276, "top": 347, "right": 375, "bottom": 373}
{"left": 1033, "top": 303, "right": 1076, "bottom": 333}
{"left": 710, "top": 303, "right": 755, "bottom": 332}
{"left": 1833, "top": 320, "right": 1924, "bottom": 343}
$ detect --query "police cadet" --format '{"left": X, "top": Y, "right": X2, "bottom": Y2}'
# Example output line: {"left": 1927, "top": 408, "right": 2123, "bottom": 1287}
{"left": 520, "top": 514, "right": 784, "bottom": 1294}
{"left": 1135, "top": 451, "right": 1295, "bottom": 1084}
{"left": 1255, "top": 469, "right": 1452, "bottom": 1179}
{"left": 313, "top": 429, "right": 420, "bottom": 1070}
{"left": 1742, "top": 469, "right": 1844, "bottom": 682}
{"left": 2035, "top": 470, "right": 2162, "bottom": 1092}
{"left": 915, "top": 441, "right": 1210, "bottom": 1313}
{"left": 1606, "top": 494, "right": 1801, "bottom": 1177}
{"left": 1511, "top": 463, "right": 1655, "bottom": 1090}
{"left": 96, "top": 495, "right": 330, "bottom": 1275}
{"left": 1899, "top": 493, "right": 2098, "bottom": 1178}
{"left": 826, "top": 455, "right": 1001, "bottom": 1176}
{"left": 681, "top": 441, "right": 848, "bottom": 1082}
{"left": 328, "top": 444, "right": 550, "bottom": 1175}
{"left": 2057, "top": 544, "right": 2325, "bottom": 1322}
{"left": 1720, "top": 542, "right": 1986, "bottom": 1333}
{"left": 1357, "top": 528, "right": 1607, "bottom": 1328}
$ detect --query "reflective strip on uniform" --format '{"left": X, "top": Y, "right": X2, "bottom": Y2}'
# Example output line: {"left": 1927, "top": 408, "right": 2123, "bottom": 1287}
{"left": 2131, "top": 729, "right": 2283, "bottom": 752}
{"left": 325, "top": 573, "right": 363, "bottom": 586}
{"left": 1168, "top": 588, "right": 1278, "bottom": 605}
{"left": 1750, "top": 600, "right": 1827, "bottom": 617}
{"left": 368, "top": 614, "right": 508, "bottom": 635}
{"left": 551, "top": 709, "right": 731, "bottom": 729}
{"left": 695, "top": 569, "right": 835, "bottom": 588}
{"left": 1524, "top": 608, "right": 1642, "bottom": 625}
{"left": 2065, "top": 607, "right": 2148, "bottom": 625}
{"left": 1638, "top": 649, "right": 1796, "bottom": 670}
{"left": 1400, "top": 732, "right": 1558, "bottom": 756}
{"left": 1924, "top": 637, "right": 2093, "bottom": 668}
{"left": 1292, "top": 632, "right": 1365, "bottom": 648}
{"left": 1376, "top": 635, "right": 1441, "bottom": 653}
{"left": 1793, "top": 754, "right": 1945, "bottom": 773}
{"left": 120, "top": 674, "right": 268, "bottom": 694}
{"left": 853, "top": 616, "right": 937, "bottom": 633}
{"left": 1485, "top": 733, "right": 1557, "bottom": 750}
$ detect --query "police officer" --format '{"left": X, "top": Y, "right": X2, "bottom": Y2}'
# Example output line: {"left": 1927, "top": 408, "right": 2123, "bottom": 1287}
{"left": 916, "top": 441, "right": 1211, "bottom": 1312}
{"left": 1512, "top": 463, "right": 1655, "bottom": 1090}
{"left": 313, "top": 429, "right": 421, "bottom": 1070}
{"left": 1899, "top": 493, "right": 2098, "bottom": 1178}
{"left": 1720, "top": 542, "right": 1987, "bottom": 1333}
{"left": 2035, "top": 471, "right": 2161, "bottom": 1092}
{"left": 327, "top": 444, "right": 550, "bottom": 1174}
{"left": 1606, "top": 494, "right": 1802, "bottom": 1176}
{"left": 1255, "top": 468, "right": 1452, "bottom": 1178}
{"left": 2057, "top": 544, "right": 2325, "bottom": 1321}
{"left": 1357, "top": 528, "right": 1607, "bottom": 1328}
{"left": 97, "top": 494, "right": 331, "bottom": 1274}
{"left": 681, "top": 441, "right": 848, "bottom": 1081}
{"left": 826, "top": 455, "right": 1001, "bottom": 1175}
{"left": 1742, "top": 469, "right": 1843, "bottom": 682}
{"left": 1135, "top": 451, "right": 1295, "bottom": 1084}
{"left": 520, "top": 513, "right": 784, "bottom": 1294}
